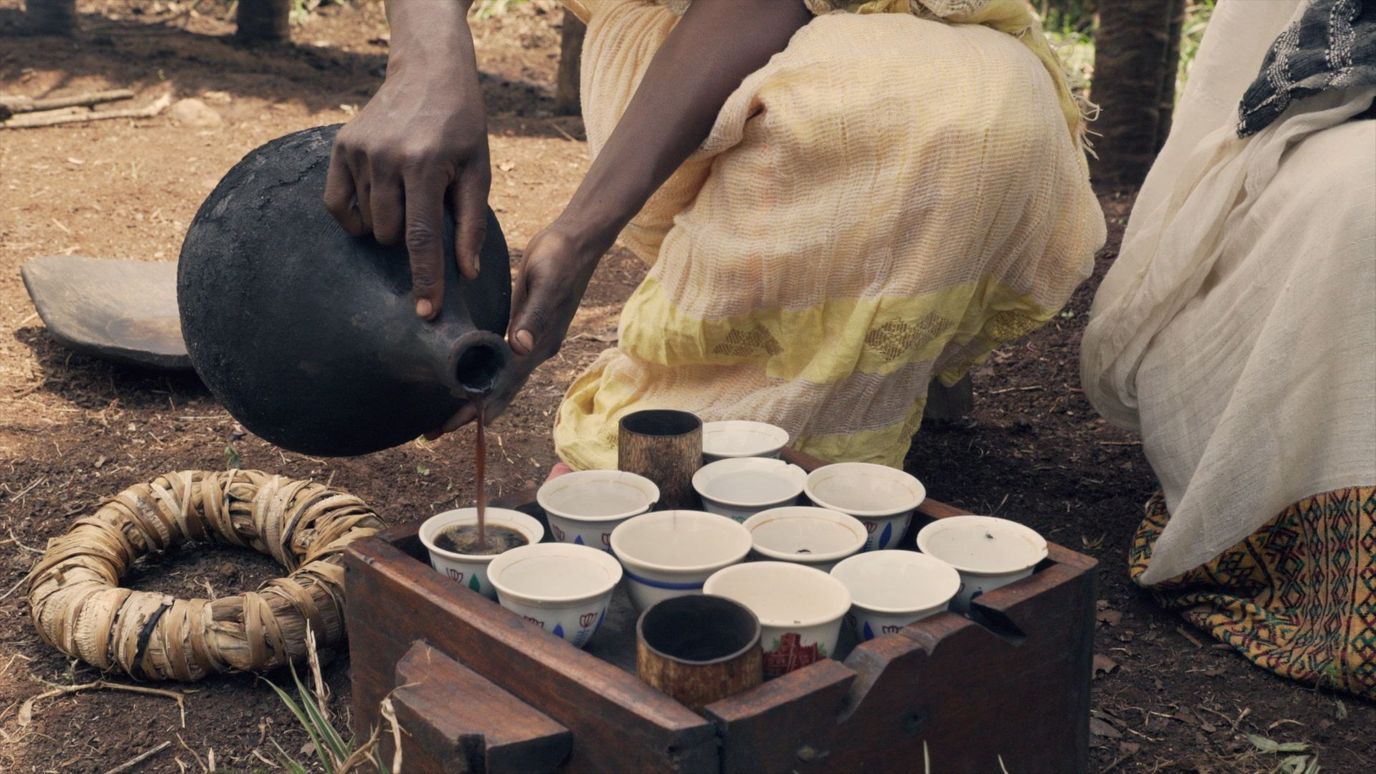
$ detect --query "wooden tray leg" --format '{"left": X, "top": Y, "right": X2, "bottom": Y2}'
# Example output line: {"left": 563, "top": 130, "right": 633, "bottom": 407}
{"left": 390, "top": 641, "right": 573, "bottom": 773}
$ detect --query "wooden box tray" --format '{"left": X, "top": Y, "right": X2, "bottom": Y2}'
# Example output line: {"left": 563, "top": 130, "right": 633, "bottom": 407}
{"left": 345, "top": 490, "right": 1096, "bottom": 773}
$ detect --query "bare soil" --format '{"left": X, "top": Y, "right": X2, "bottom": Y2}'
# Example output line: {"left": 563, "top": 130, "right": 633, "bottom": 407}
{"left": 0, "top": 2, "right": 1370, "bottom": 772}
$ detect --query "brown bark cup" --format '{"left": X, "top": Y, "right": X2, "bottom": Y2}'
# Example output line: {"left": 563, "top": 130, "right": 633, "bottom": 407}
{"left": 636, "top": 595, "right": 763, "bottom": 713}
{"left": 617, "top": 410, "right": 703, "bottom": 509}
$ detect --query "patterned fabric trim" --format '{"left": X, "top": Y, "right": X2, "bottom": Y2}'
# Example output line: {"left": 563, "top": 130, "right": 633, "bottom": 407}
{"left": 1129, "top": 488, "right": 1376, "bottom": 699}
{"left": 1237, "top": 0, "right": 1376, "bottom": 136}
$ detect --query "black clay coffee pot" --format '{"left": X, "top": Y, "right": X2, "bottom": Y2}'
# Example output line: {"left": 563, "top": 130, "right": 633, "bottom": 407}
{"left": 178, "top": 125, "right": 511, "bottom": 456}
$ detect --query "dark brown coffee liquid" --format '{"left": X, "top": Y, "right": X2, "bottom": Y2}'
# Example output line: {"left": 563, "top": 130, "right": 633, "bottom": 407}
{"left": 435, "top": 524, "right": 527, "bottom": 555}
{"left": 475, "top": 402, "right": 487, "bottom": 548}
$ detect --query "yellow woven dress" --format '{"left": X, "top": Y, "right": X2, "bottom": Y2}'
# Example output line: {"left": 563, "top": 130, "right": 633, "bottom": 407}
{"left": 554, "top": 0, "right": 1105, "bottom": 470}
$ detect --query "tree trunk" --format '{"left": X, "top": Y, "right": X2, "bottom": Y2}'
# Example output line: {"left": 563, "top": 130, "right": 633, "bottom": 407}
{"left": 236, "top": 0, "right": 291, "bottom": 43}
{"left": 1090, "top": 0, "right": 1182, "bottom": 186}
{"left": 1154, "top": 0, "right": 1187, "bottom": 152}
{"left": 25, "top": 0, "right": 77, "bottom": 35}
{"left": 555, "top": 9, "right": 586, "bottom": 116}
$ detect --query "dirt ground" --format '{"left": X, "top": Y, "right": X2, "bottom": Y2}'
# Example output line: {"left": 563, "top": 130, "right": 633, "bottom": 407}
{"left": 0, "top": 2, "right": 1370, "bottom": 772}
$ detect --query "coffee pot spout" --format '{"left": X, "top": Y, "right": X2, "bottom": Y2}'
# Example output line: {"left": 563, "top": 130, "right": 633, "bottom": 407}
{"left": 444, "top": 330, "right": 511, "bottom": 399}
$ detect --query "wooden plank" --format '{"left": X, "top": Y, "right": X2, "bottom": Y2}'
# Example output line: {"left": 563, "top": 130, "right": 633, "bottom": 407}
{"left": 391, "top": 641, "right": 572, "bottom": 773}
{"left": 704, "top": 660, "right": 855, "bottom": 772}
{"left": 346, "top": 537, "right": 717, "bottom": 773}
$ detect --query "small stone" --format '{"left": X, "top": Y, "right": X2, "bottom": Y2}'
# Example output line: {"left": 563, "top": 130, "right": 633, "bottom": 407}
{"left": 170, "top": 98, "right": 223, "bottom": 128}
{"left": 217, "top": 562, "right": 239, "bottom": 581}
{"left": 1092, "top": 653, "right": 1120, "bottom": 677}
{"left": 1089, "top": 717, "right": 1122, "bottom": 739}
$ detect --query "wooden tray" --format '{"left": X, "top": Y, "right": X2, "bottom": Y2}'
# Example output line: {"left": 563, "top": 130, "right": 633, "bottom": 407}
{"left": 345, "top": 493, "right": 1096, "bottom": 772}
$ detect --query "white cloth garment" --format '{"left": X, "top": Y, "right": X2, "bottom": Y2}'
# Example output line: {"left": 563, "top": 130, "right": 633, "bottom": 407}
{"left": 1081, "top": 0, "right": 1376, "bottom": 584}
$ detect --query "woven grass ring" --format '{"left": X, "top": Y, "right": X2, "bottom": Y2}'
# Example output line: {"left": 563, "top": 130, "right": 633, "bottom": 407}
{"left": 27, "top": 470, "right": 384, "bottom": 681}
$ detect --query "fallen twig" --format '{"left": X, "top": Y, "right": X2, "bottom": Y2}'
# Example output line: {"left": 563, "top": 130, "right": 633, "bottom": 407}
{"left": 549, "top": 121, "right": 580, "bottom": 143}
{"left": 19, "top": 680, "right": 186, "bottom": 729}
{"left": 5, "top": 476, "right": 46, "bottom": 503}
{"left": 381, "top": 696, "right": 403, "bottom": 774}
{"left": 987, "top": 385, "right": 1044, "bottom": 395}
{"left": 0, "top": 89, "right": 135, "bottom": 120}
{"left": 1175, "top": 625, "right": 1203, "bottom": 648}
{"left": 8, "top": 529, "right": 43, "bottom": 554}
{"left": 103, "top": 740, "right": 172, "bottom": 774}
{"left": 0, "top": 573, "right": 30, "bottom": 602}
{"left": 1, "top": 95, "right": 171, "bottom": 130}
{"left": 176, "top": 733, "right": 208, "bottom": 773}
{"left": 250, "top": 748, "right": 278, "bottom": 769}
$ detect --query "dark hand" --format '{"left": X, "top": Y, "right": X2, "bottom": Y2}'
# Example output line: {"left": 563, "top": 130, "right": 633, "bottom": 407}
{"left": 428, "top": 222, "right": 606, "bottom": 435}
{"left": 323, "top": 0, "right": 489, "bottom": 320}
{"left": 423, "top": 0, "right": 809, "bottom": 436}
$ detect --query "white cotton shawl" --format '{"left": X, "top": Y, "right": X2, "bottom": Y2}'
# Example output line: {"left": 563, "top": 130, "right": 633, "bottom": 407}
{"left": 1081, "top": 0, "right": 1376, "bottom": 584}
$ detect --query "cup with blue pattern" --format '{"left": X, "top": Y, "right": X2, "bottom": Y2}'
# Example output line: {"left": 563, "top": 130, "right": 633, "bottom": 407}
{"left": 610, "top": 511, "right": 752, "bottom": 612}
{"left": 538, "top": 470, "right": 659, "bottom": 551}
{"left": 487, "top": 543, "right": 623, "bottom": 649}
{"left": 803, "top": 463, "right": 926, "bottom": 551}
{"left": 829, "top": 550, "right": 960, "bottom": 642}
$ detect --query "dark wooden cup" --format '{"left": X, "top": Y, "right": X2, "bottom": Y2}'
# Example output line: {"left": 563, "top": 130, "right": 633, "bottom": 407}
{"left": 617, "top": 409, "right": 702, "bottom": 509}
{"left": 636, "top": 594, "right": 763, "bottom": 713}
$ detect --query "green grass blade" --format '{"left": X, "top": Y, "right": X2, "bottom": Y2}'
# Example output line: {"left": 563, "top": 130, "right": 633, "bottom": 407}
{"left": 289, "top": 662, "right": 351, "bottom": 770}
{"left": 270, "top": 737, "right": 310, "bottom": 774}
{"left": 265, "top": 677, "right": 329, "bottom": 771}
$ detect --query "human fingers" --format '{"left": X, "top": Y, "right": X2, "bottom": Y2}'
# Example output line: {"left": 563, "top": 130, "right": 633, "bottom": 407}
{"left": 369, "top": 168, "right": 406, "bottom": 247}
{"left": 323, "top": 144, "right": 364, "bottom": 236}
{"left": 454, "top": 159, "right": 491, "bottom": 280}
{"left": 403, "top": 168, "right": 448, "bottom": 320}
{"left": 506, "top": 256, "right": 540, "bottom": 356}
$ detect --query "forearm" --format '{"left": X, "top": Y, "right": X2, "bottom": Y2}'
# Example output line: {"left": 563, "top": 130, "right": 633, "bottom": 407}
{"left": 558, "top": 0, "right": 811, "bottom": 249}
{"left": 384, "top": 0, "right": 478, "bottom": 78}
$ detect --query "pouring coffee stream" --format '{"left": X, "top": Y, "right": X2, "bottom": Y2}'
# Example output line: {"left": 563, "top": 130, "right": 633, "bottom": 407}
{"left": 475, "top": 402, "right": 488, "bottom": 550}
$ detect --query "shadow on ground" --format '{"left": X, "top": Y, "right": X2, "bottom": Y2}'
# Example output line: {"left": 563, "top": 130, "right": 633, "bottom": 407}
{"left": 0, "top": 8, "right": 585, "bottom": 139}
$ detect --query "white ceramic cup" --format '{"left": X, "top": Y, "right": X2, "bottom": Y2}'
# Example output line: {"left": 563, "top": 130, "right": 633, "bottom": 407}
{"left": 702, "top": 420, "right": 790, "bottom": 462}
{"left": 418, "top": 508, "right": 546, "bottom": 599}
{"left": 487, "top": 543, "right": 623, "bottom": 649}
{"left": 916, "top": 515, "right": 1048, "bottom": 612}
{"left": 704, "top": 561, "right": 851, "bottom": 678}
{"left": 742, "top": 506, "right": 867, "bottom": 573}
{"left": 609, "top": 510, "right": 752, "bottom": 612}
{"left": 692, "top": 458, "right": 808, "bottom": 522}
{"left": 804, "top": 463, "right": 926, "bottom": 551}
{"left": 829, "top": 550, "right": 961, "bottom": 641}
{"left": 537, "top": 470, "right": 660, "bottom": 551}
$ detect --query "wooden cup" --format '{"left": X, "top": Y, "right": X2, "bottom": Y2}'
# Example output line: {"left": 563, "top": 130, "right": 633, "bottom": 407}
{"left": 618, "top": 409, "right": 703, "bottom": 509}
{"left": 636, "top": 595, "right": 763, "bottom": 713}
